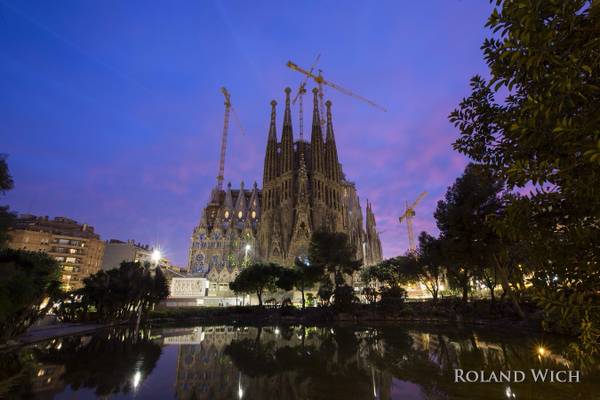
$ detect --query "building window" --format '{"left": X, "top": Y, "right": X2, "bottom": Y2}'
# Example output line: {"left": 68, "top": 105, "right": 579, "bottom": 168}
{"left": 251, "top": 211, "right": 256, "bottom": 219}
{"left": 65, "top": 257, "right": 77, "bottom": 263}
{"left": 69, "top": 248, "right": 77, "bottom": 254}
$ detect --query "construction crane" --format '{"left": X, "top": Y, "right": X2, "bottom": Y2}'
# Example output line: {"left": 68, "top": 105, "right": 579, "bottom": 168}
{"left": 292, "top": 54, "right": 320, "bottom": 140}
{"left": 399, "top": 191, "right": 427, "bottom": 253}
{"left": 286, "top": 60, "right": 387, "bottom": 115}
{"left": 216, "top": 87, "right": 245, "bottom": 191}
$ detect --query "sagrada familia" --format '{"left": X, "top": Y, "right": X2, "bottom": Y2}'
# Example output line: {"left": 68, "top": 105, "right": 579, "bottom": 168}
{"left": 187, "top": 87, "right": 382, "bottom": 287}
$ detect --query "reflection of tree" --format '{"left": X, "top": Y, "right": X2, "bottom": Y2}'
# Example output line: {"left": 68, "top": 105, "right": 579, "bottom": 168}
{"left": 34, "top": 328, "right": 161, "bottom": 396}
{"left": 225, "top": 326, "right": 373, "bottom": 400}
{"left": 366, "top": 326, "right": 600, "bottom": 400}
{"left": 0, "top": 351, "right": 35, "bottom": 398}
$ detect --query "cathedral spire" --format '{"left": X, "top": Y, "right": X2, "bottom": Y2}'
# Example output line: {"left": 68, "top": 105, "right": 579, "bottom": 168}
{"left": 263, "top": 100, "right": 279, "bottom": 185}
{"left": 310, "top": 88, "right": 325, "bottom": 175}
{"left": 281, "top": 87, "right": 294, "bottom": 174}
{"left": 268, "top": 99, "right": 277, "bottom": 142}
{"left": 325, "top": 100, "right": 341, "bottom": 182}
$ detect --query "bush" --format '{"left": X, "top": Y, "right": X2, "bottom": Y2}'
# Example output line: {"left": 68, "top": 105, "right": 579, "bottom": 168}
{"left": 380, "top": 286, "right": 407, "bottom": 308}
{"left": 332, "top": 285, "right": 358, "bottom": 311}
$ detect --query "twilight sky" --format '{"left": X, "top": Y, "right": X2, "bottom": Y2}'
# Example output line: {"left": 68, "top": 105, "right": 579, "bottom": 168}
{"left": 1, "top": 0, "right": 493, "bottom": 267}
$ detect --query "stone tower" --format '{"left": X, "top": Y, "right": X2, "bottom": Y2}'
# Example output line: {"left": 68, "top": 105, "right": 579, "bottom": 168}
{"left": 258, "top": 87, "right": 383, "bottom": 265}
{"left": 188, "top": 86, "right": 383, "bottom": 285}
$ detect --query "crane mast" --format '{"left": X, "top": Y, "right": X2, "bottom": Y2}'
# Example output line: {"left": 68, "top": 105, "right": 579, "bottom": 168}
{"left": 216, "top": 87, "right": 231, "bottom": 191}
{"left": 292, "top": 54, "right": 321, "bottom": 140}
{"left": 399, "top": 191, "right": 427, "bottom": 253}
{"left": 406, "top": 201, "right": 416, "bottom": 251}
{"left": 317, "top": 69, "right": 326, "bottom": 127}
{"left": 297, "top": 85, "right": 306, "bottom": 140}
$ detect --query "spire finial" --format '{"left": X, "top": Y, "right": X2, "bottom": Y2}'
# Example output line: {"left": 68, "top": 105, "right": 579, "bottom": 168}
{"left": 312, "top": 88, "right": 320, "bottom": 124}
{"left": 268, "top": 100, "right": 277, "bottom": 141}
{"left": 283, "top": 88, "right": 292, "bottom": 128}
{"left": 326, "top": 100, "right": 334, "bottom": 139}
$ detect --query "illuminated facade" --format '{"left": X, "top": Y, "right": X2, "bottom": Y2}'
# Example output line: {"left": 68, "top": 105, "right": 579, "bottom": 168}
{"left": 7, "top": 215, "right": 104, "bottom": 291}
{"left": 188, "top": 87, "right": 383, "bottom": 287}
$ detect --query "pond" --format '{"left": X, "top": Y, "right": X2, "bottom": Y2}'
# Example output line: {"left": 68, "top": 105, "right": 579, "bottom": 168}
{"left": 1, "top": 324, "right": 598, "bottom": 399}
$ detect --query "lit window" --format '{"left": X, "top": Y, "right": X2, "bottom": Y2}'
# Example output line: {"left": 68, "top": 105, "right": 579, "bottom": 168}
{"left": 251, "top": 211, "right": 256, "bottom": 219}
{"left": 224, "top": 210, "right": 229, "bottom": 219}
{"left": 238, "top": 211, "right": 243, "bottom": 219}
{"left": 65, "top": 257, "right": 77, "bottom": 263}
{"left": 69, "top": 249, "right": 77, "bottom": 254}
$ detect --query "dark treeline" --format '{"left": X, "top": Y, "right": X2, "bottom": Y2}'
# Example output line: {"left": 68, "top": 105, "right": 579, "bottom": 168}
{"left": 58, "top": 261, "right": 170, "bottom": 323}
{"left": 229, "top": 230, "right": 362, "bottom": 309}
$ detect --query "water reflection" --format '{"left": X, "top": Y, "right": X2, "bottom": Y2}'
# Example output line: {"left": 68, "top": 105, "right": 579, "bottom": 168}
{"left": 1, "top": 324, "right": 598, "bottom": 399}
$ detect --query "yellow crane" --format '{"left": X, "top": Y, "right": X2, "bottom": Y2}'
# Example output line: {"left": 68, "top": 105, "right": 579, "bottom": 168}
{"left": 292, "top": 54, "right": 321, "bottom": 140}
{"left": 216, "top": 87, "right": 245, "bottom": 191}
{"left": 286, "top": 60, "right": 387, "bottom": 116}
{"left": 399, "top": 191, "right": 427, "bottom": 253}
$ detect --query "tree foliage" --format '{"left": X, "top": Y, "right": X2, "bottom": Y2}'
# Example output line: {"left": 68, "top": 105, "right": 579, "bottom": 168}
{"left": 229, "top": 263, "right": 282, "bottom": 306}
{"left": 450, "top": 0, "right": 600, "bottom": 363}
{"left": 414, "top": 232, "right": 445, "bottom": 302}
{"left": 0, "top": 249, "right": 61, "bottom": 342}
{"left": 61, "top": 262, "right": 169, "bottom": 323}
{"left": 0, "top": 155, "right": 16, "bottom": 248}
{"left": 308, "top": 230, "right": 362, "bottom": 306}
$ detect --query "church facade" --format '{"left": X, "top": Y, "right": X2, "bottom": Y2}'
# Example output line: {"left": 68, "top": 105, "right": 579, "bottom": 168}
{"left": 188, "top": 87, "right": 382, "bottom": 287}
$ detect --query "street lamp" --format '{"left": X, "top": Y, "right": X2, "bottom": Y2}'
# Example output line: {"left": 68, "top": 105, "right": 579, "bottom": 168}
{"left": 151, "top": 249, "right": 162, "bottom": 266}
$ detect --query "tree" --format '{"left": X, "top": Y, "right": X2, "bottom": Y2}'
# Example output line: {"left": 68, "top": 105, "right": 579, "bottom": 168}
{"left": 434, "top": 164, "right": 510, "bottom": 306}
{"left": 276, "top": 258, "right": 323, "bottom": 309}
{"left": 309, "top": 231, "right": 362, "bottom": 292}
{"left": 450, "top": 0, "right": 598, "bottom": 346}
{"left": 0, "top": 155, "right": 16, "bottom": 248}
{"left": 70, "top": 261, "right": 170, "bottom": 323}
{"left": 229, "top": 263, "right": 282, "bottom": 307}
{"left": 361, "top": 256, "right": 415, "bottom": 306}
{"left": 414, "top": 232, "right": 445, "bottom": 302}
{"left": 0, "top": 249, "right": 61, "bottom": 343}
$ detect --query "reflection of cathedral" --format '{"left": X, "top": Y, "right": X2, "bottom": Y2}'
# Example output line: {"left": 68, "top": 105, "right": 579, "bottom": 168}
{"left": 188, "top": 87, "right": 383, "bottom": 286}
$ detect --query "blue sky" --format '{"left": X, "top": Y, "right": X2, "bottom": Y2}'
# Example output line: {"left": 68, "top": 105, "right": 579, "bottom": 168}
{"left": 1, "top": 0, "right": 493, "bottom": 266}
